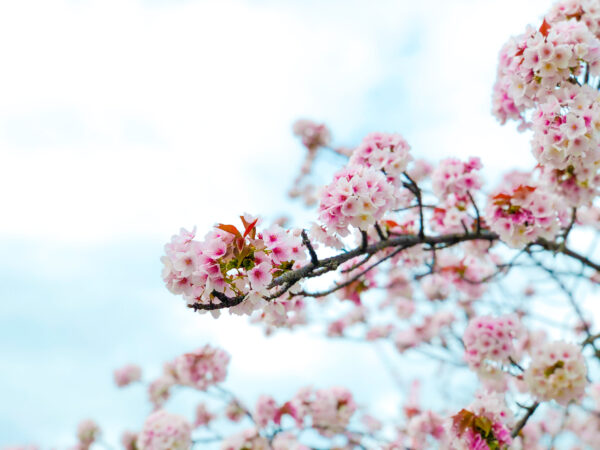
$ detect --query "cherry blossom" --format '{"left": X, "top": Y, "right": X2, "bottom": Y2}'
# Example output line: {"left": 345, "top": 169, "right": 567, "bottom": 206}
{"left": 173, "top": 344, "right": 230, "bottom": 391}
{"left": 524, "top": 340, "right": 588, "bottom": 404}
{"left": 137, "top": 410, "right": 192, "bottom": 450}
{"left": 113, "top": 364, "right": 142, "bottom": 388}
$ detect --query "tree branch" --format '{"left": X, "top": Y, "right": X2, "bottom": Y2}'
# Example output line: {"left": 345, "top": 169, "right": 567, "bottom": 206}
{"left": 185, "top": 230, "right": 600, "bottom": 310}
{"left": 511, "top": 402, "right": 540, "bottom": 438}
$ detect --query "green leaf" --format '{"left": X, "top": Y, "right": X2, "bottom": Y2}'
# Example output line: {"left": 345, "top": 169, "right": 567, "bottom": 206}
{"left": 474, "top": 416, "right": 492, "bottom": 437}
{"left": 544, "top": 360, "right": 565, "bottom": 377}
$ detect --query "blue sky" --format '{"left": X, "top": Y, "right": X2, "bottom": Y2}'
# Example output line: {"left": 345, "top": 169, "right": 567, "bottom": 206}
{"left": 0, "top": 0, "right": 555, "bottom": 446}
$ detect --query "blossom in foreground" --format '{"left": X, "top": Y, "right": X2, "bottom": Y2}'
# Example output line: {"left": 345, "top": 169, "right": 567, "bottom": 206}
{"left": 449, "top": 391, "right": 513, "bottom": 450}
{"left": 137, "top": 410, "right": 192, "bottom": 450}
{"left": 524, "top": 340, "right": 587, "bottom": 405}
{"left": 161, "top": 216, "right": 307, "bottom": 314}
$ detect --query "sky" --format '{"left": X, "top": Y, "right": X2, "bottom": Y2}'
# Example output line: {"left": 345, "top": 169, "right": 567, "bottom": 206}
{"left": 0, "top": 0, "right": 556, "bottom": 447}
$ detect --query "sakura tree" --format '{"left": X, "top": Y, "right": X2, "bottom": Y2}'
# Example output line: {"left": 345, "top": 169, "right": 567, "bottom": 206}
{"left": 10, "top": 0, "right": 600, "bottom": 449}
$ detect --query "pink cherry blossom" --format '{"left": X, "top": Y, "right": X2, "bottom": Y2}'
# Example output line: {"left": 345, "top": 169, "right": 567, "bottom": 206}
{"left": 525, "top": 340, "right": 587, "bottom": 405}
{"left": 173, "top": 344, "right": 230, "bottom": 391}
{"left": 113, "top": 364, "right": 142, "bottom": 387}
{"left": 137, "top": 410, "right": 192, "bottom": 450}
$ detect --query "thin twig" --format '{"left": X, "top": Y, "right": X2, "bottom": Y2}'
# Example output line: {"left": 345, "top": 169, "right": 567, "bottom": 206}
{"left": 511, "top": 402, "right": 540, "bottom": 438}
{"left": 301, "top": 229, "right": 319, "bottom": 266}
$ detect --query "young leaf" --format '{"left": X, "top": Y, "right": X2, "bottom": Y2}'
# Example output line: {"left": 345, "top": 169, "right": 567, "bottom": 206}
{"left": 217, "top": 224, "right": 242, "bottom": 238}
{"left": 241, "top": 217, "right": 258, "bottom": 239}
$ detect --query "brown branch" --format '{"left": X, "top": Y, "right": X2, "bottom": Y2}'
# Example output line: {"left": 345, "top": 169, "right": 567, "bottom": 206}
{"left": 526, "top": 251, "right": 593, "bottom": 340}
{"left": 374, "top": 222, "right": 388, "bottom": 241}
{"left": 561, "top": 208, "right": 577, "bottom": 244}
{"left": 299, "top": 245, "right": 410, "bottom": 298}
{"left": 187, "top": 290, "right": 246, "bottom": 311}
{"left": 511, "top": 402, "right": 540, "bottom": 438}
{"left": 360, "top": 230, "right": 368, "bottom": 251}
{"left": 402, "top": 172, "right": 425, "bottom": 239}
{"left": 536, "top": 238, "right": 600, "bottom": 272}
{"left": 301, "top": 229, "right": 319, "bottom": 266}
{"left": 467, "top": 191, "right": 481, "bottom": 234}
{"left": 185, "top": 231, "right": 600, "bottom": 311}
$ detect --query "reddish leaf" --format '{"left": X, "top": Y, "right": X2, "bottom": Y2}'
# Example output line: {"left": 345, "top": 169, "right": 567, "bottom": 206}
{"left": 241, "top": 217, "right": 258, "bottom": 239}
{"left": 492, "top": 192, "right": 512, "bottom": 201}
{"left": 451, "top": 409, "right": 475, "bottom": 435}
{"left": 492, "top": 192, "right": 513, "bottom": 206}
{"left": 404, "top": 406, "right": 420, "bottom": 419}
{"left": 513, "top": 185, "right": 536, "bottom": 201}
{"left": 382, "top": 219, "right": 399, "bottom": 228}
{"left": 217, "top": 223, "right": 242, "bottom": 238}
{"left": 539, "top": 19, "right": 551, "bottom": 37}
{"left": 234, "top": 236, "right": 245, "bottom": 253}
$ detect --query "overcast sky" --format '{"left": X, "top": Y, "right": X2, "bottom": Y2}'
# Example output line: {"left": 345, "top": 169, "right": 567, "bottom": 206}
{"left": 0, "top": 0, "right": 555, "bottom": 447}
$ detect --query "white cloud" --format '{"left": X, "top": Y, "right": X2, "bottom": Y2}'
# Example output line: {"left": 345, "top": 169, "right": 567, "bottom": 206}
{"left": 0, "top": 0, "right": 409, "bottom": 242}
{"left": 0, "top": 0, "right": 555, "bottom": 242}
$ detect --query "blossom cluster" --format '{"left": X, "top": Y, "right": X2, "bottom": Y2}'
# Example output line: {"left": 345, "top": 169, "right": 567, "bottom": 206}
{"left": 172, "top": 344, "right": 230, "bottom": 390}
{"left": 432, "top": 247, "right": 497, "bottom": 300}
{"left": 137, "top": 410, "right": 192, "bottom": 450}
{"left": 463, "top": 315, "right": 521, "bottom": 370}
{"left": 316, "top": 131, "right": 415, "bottom": 236}
{"left": 428, "top": 157, "right": 483, "bottom": 233}
{"left": 252, "top": 386, "right": 357, "bottom": 436}
{"left": 531, "top": 84, "right": 600, "bottom": 205}
{"left": 449, "top": 391, "right": 513, "bottom": 450}
{"left": 492, "top": 4, "right": 600, "bottom": 210}
{"left": 547, "top": 0, "right": 600, "bottom": 40}
{"left": 492, "top": 16, "right": 600, "bottom": 125}
{"left": 147, "top": 344, "right": 230, "bottom": 409}
{"left": 524, "top": 340, "right": 587, "bottom": 405}
{"left": 486, "top": 173, "right": 565, "bottom": 248}
{"left": 348, "top": 132, "right": 412, "bottom": 180}
{"left": 431, "top": 157, "right": 483, "bottom": 202}
{"left": 162, "top": 217, "right": 307, "bottom": 313}
{"left": 318, "top": 164, "right": 400, "bottom": 236}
